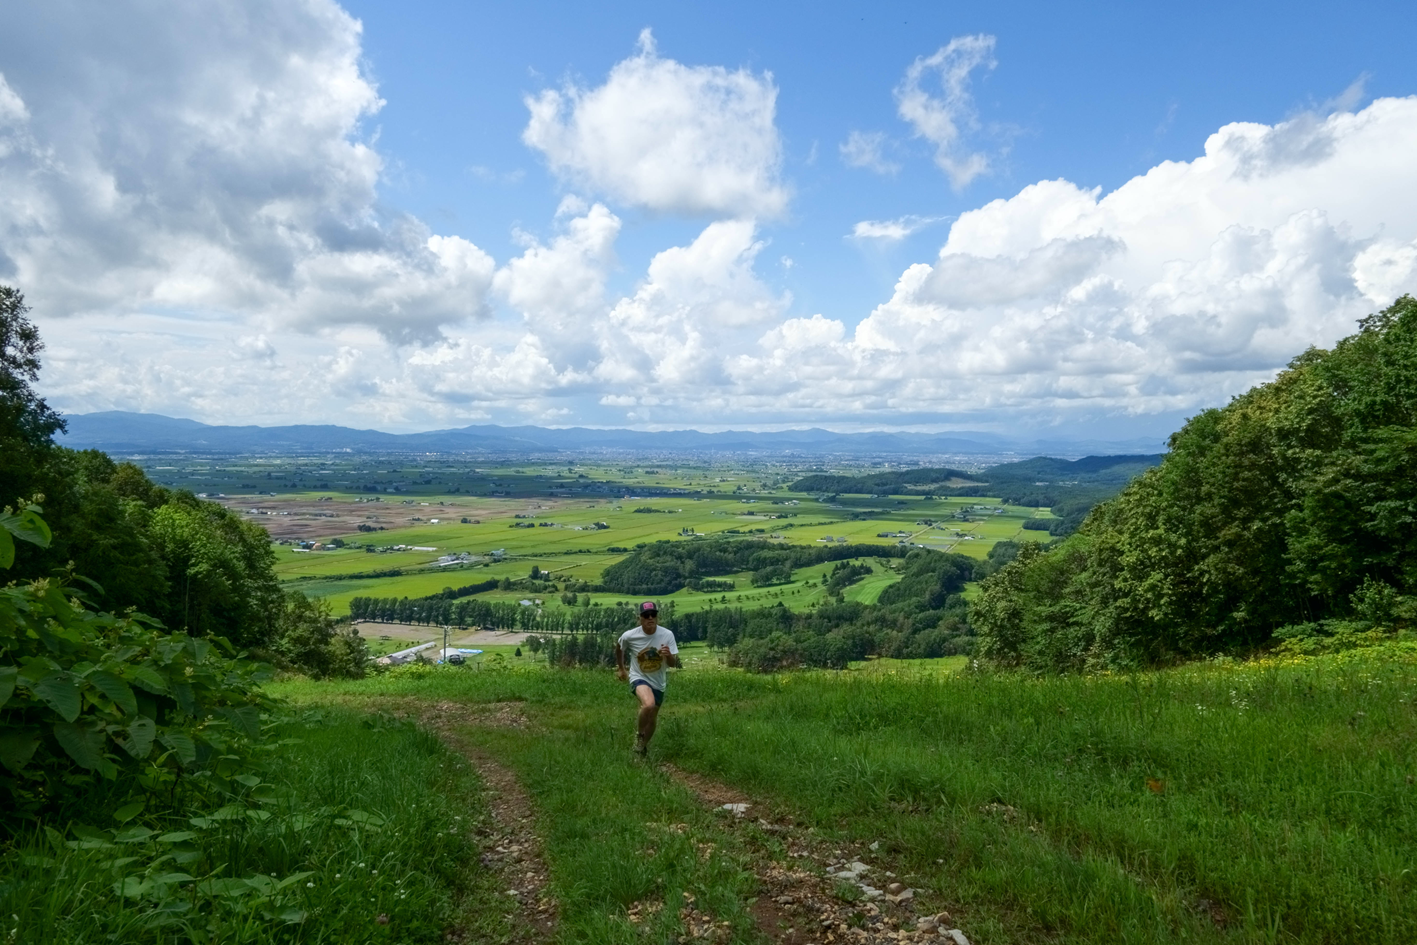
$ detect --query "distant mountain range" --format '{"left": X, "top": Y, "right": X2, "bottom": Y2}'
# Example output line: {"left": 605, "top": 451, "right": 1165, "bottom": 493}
{"left": 57, "top": 411, "right": 1168, "bottom": 457}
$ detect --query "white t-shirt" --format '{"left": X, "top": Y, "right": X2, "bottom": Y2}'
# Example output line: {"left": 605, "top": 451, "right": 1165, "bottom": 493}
{"left": 618, "top": 625, "right": 678, "bottom": 691}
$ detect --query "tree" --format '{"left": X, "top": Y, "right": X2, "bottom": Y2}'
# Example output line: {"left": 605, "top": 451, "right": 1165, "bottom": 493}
{"left": 1, "top": 287, "right": 66, "bottom": 523}
{"left": 972, "top": 295, "right": 1417, "bottom": 672}
{"left": 0, "top": 286, "right": 65, "bottom": 452}
{"left": 271, "top": 590, "right": 368, "bottom": 679}
{"left": 144, "top": 497, "right": 281, "bottom": 647}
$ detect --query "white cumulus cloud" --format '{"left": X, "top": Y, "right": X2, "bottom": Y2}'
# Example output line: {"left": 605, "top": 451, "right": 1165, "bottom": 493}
{"left": 16, "top": 6, "right": 1417, "bottom": 437}
{"left": 493, "top": 201, "right": 621, "bottom": 371}
{"left": 895, "top": 35, "right": 996, "bottom": 189}
{"left": 0, "top": 0, "right": 494, "bottom": 343}
{"left": 595, "top": 219, "right": 789, "bottom": 394}
{"left": 728, "top": 97, "right": 1417, "bottom": 425}
{"left": 522, "top": 29, "right": 788, "bottom": 218}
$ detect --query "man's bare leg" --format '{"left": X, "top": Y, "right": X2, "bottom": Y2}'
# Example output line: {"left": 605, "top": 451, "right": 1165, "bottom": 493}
{"left": 634, "top": 685, "right": 659, "bottom": 754}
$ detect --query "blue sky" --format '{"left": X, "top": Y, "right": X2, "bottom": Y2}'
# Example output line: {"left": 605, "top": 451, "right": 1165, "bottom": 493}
{"left": 349, "top": 0, "right": 1411, "bottom": 322}
{"left": 3, "top": 0, "right": 1417, "bottom": 438}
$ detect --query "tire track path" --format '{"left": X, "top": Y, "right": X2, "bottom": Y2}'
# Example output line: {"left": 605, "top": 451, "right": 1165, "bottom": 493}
{"left": 660, "top": 763, "right": 971, "bottom": 945}
{"left": 387, "top": 699, "right": 559, "bottom": 944}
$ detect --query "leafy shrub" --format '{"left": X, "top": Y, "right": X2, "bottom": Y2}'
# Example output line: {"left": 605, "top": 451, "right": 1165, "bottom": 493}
{"left": 270, "top": 591, "right": 368, "bottom": 679}
{"left": 1271, "top": 619, "right": 1402, "bottom": 657}
{"left": 1, "top": 506, "right": 275, "bottom": 824}
{"left": 727, "top": 632, "right": 801, "bottom": 672}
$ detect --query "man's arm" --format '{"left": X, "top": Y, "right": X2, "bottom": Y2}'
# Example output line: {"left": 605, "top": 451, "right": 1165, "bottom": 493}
{"left": 615, "top": 641, "right": 627, "bottom": 680}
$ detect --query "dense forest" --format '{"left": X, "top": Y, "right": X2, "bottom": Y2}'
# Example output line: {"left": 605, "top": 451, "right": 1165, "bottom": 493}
{"left": 788, "top": 466, "right": 983, "bottom": 494}
{"left": 792, "top": 454, "right": 1163, "bottom": 537}
{"left": 972, "top": 295, "right": 1417, "bottom": 672}
{"left": 599, "top": 538, "right": 911, "bottom": 595}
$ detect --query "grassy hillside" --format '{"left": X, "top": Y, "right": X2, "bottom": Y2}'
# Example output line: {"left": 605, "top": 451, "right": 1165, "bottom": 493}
{"left": 279, "top": 641, "right": 1417, "bottom": 944}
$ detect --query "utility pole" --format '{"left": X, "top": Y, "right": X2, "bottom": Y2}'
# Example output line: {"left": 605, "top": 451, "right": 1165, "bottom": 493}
{"left": 442, "top": 624, "right": 449, "bottom": 663}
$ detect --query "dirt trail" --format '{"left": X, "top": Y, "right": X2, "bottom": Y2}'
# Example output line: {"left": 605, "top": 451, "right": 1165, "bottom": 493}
{"left": 371, "top": 693, "right": 972, "bottom": 945}
{"left": 660, "top": 763, "right": 971, "bottom": 945}
{"left": 389, "top": 699, "right": 558, "bottom": 943}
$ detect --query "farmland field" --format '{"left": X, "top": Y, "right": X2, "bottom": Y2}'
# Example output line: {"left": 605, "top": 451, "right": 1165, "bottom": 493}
{"left": 127, "top": 454, "right": 1054, "bottom": 623}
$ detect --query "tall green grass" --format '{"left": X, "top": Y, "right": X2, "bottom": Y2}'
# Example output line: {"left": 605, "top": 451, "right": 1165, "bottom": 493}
{"left": 283, "top": 669, "right": 769, "bottom": 945}
{"left": 663, "top": 650, "right": 1417, "bottom": 943}
{"left": 291, "top": 649, "right": 1417, "bottom": 944}
{"left": 466, "top": 723, "right": 764, "bottom": 945}
{"left": 0, "top": 707, "right": 504, "bottom": 944}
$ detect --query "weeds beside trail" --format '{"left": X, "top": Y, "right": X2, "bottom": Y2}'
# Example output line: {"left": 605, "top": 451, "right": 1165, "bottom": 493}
{"left": 279, "top": 647, "right": 1417, "bottom": 944}
{"left": 0, "top": 706, "right": 510, "bottom": 944}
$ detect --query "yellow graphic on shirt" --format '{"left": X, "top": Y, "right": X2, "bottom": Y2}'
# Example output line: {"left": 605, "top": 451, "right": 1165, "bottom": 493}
{"left": 636, "top": 647, "right": 664, "bottom": 673}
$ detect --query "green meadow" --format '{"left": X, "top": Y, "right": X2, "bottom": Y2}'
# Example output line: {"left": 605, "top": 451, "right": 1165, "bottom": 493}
{"left": 271, "top": 641, "right": 1417, "bottom": 945}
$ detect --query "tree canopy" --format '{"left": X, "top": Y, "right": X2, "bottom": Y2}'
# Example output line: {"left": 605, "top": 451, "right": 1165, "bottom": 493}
{"left": 972, "top": 295, "right": 1417, "bottom": 672}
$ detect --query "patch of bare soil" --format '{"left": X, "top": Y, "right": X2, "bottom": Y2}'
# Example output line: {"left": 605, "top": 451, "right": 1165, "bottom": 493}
{"left": 661, "top": 764, "right": 972, "bottom": 945}
{"left": 396, "top": 700, "right": 556, "bottom": 943}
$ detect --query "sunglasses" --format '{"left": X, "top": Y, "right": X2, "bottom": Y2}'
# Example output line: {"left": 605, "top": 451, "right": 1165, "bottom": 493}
{"left": 640, "top": 611, "right": 658, "bottom": 618}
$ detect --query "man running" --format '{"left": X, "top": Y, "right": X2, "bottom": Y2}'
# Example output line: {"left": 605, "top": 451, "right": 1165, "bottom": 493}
{"left": 616, "top": 601, "right": 680, "bottom": 756}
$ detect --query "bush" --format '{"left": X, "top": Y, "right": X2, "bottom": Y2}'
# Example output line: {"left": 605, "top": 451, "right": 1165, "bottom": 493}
{"left": 269, "top": 591, "right": 368, "bottom": 679}
{"left": 2, "top": 505, "right": 275, "bottom": 824}
{"left": 727, "top": 632, "right": 801, "bottom": 673}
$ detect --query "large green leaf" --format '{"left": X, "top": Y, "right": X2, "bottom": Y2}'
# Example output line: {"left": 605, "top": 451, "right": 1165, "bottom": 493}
{"left": 121, "top": 716, "right": 156, "bottom": 759}
{"left": 0, "top": 728, "right": 41, "bottom": 772}
{"left": 1, "top": 506, "right": 52, "bottom": 547}
{"left": 87, "top": 670, "right": 139, "bottom": 716}
{"left": 113, "top": 877, "right": 151, "bottom": 898}
{"left": 160, "top": 731, "right": 197, "bottom": 765}
{"left": 127, "top": 664, "right": 169, "bottom": 695}
{"left": 53, "top": 720, "right": 105, "bottom": 769}
{"left": 171, "top": 682, "right": 196, "bottom": 717}
{"left": 195, "top": 878, "right": 253, "bottom": 897}
{"left": 219, "top": 704, "right": 261, "bottom": 739}
{"left": 0, "top": 506, "right": 51, "bottom": 568}
{"left": 0, "top": 665, "right": 17, "bottom": 706}
{"left": 31, "top": 673, "right": 82, "bottom": 722}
